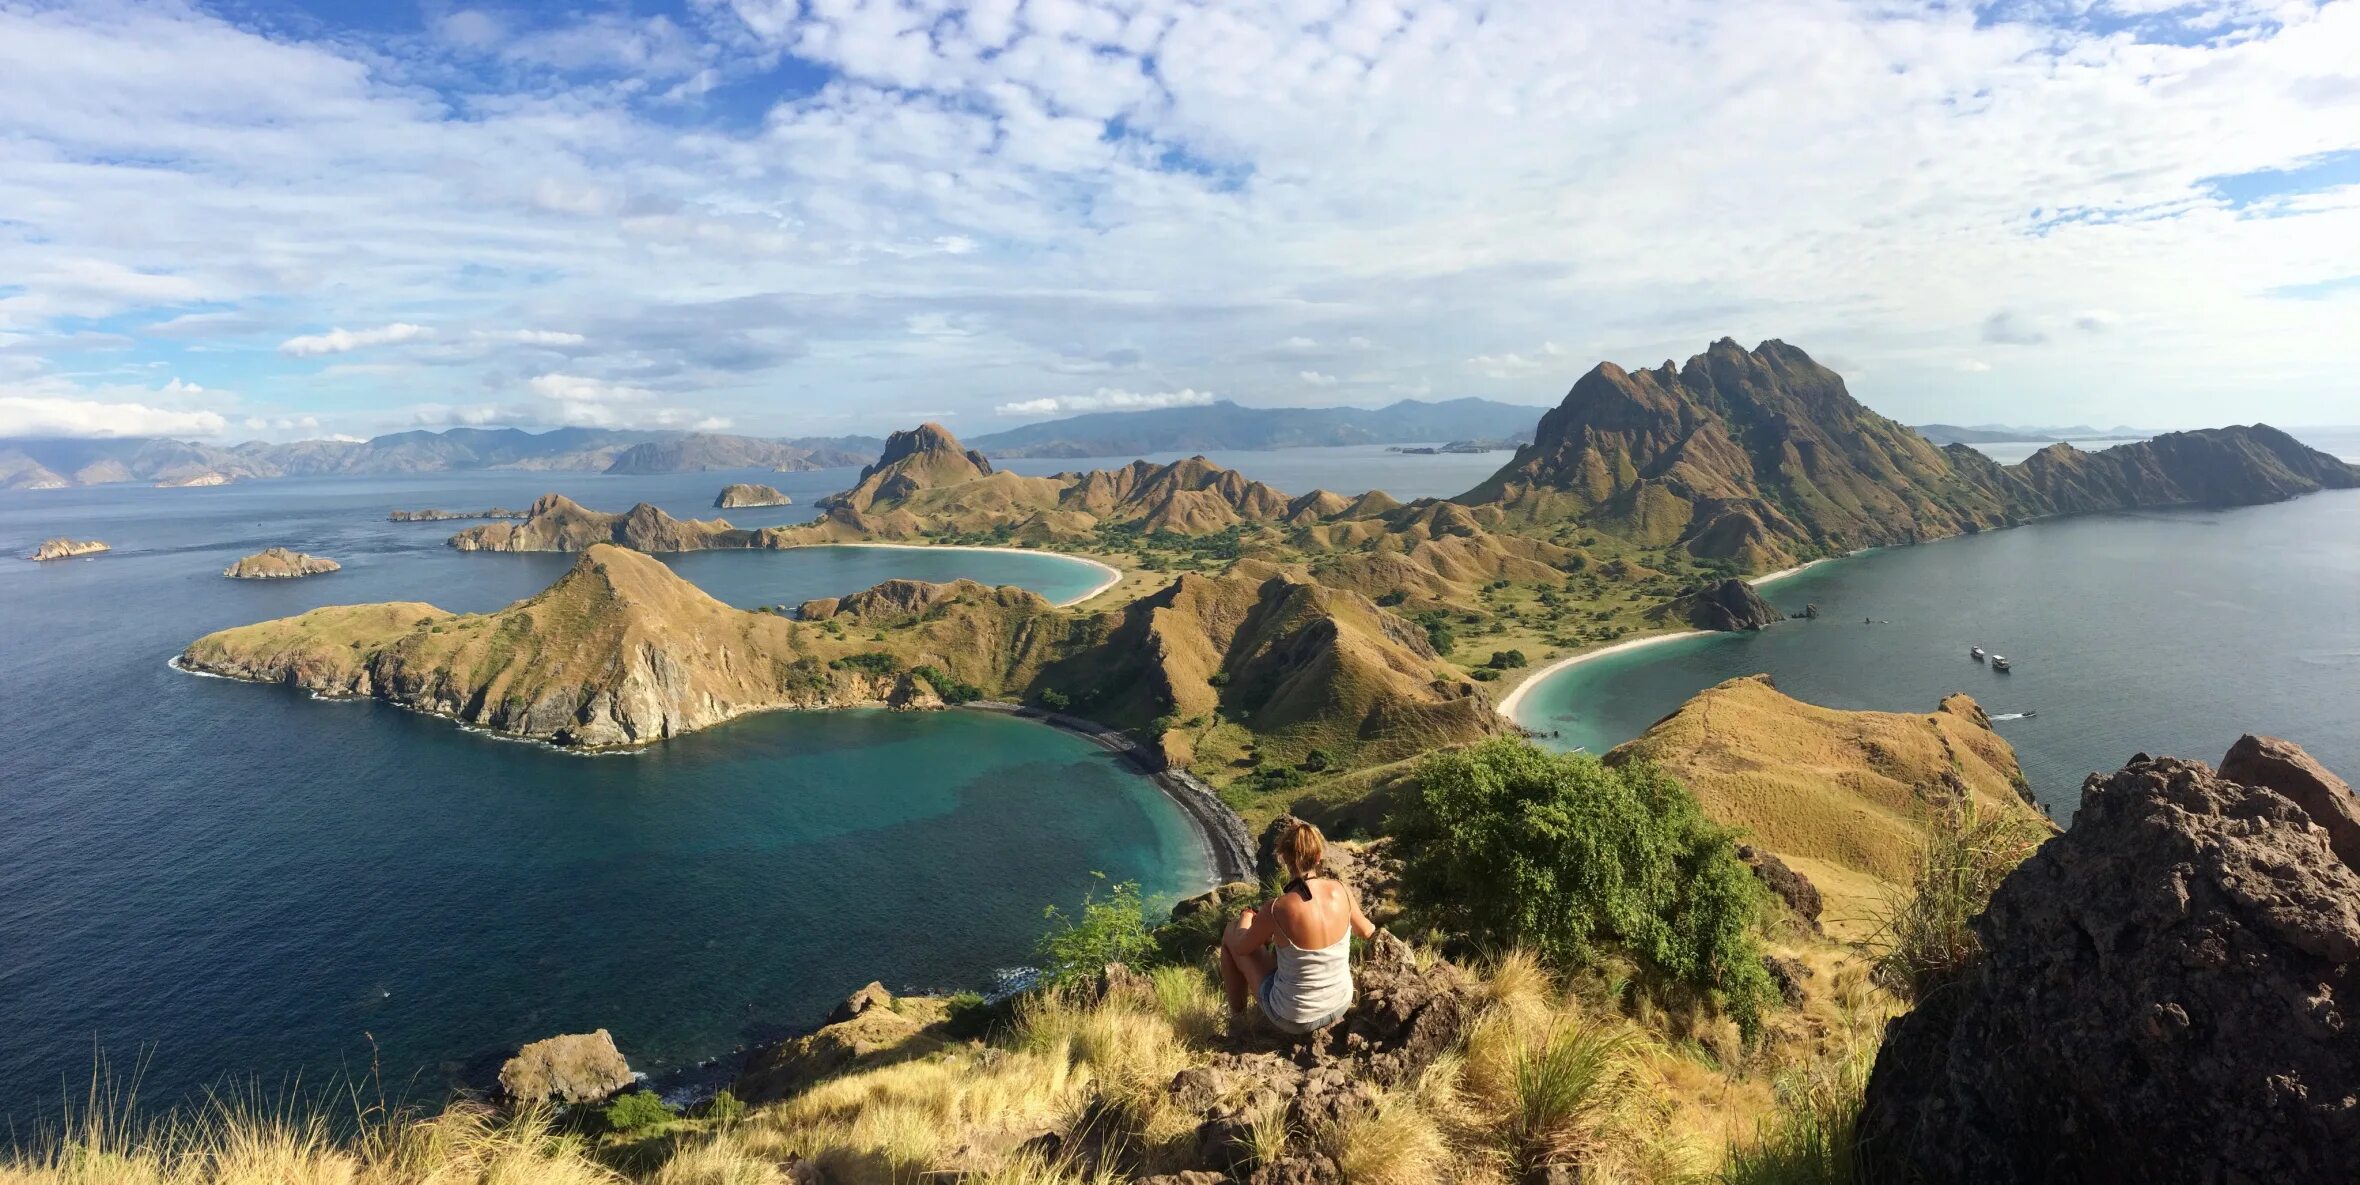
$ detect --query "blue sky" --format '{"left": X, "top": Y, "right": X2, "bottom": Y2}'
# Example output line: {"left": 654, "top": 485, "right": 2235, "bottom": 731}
{"left": 0, "top": 0, "right": 2356, "bottom": 443}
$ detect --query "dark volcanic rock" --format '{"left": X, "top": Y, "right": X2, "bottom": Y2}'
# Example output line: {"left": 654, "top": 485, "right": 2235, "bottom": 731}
{"left": 2221, "top": 732, "right": 2360, "bottom": 869}
{"left": 1659, "top": 577, "right": 1785, "bottom": 631}
{"left": 1861, "top": 741, "right": 2360, "bottom": 1185}
{"left": 1737, "top": 843, "right": 1821, "bottom": 932}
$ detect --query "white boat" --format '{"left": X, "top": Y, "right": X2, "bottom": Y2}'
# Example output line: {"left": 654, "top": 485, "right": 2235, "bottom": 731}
{"left": 1971, "top": 646, "right": 1986, "bottom": 661}
{"left": 1992, "top": 655, "right": 2013, "bottom": 672}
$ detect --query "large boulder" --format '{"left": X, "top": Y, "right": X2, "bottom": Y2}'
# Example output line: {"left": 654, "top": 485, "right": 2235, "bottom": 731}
{"left": 497, "top": 1029, "right": 634, "bottom": 1105}
{"left": 735, "top": 984, "right": 949, "bottom": 1103}
{"left": 1861, "top": 741, "right": 2360, "bottom": 1184}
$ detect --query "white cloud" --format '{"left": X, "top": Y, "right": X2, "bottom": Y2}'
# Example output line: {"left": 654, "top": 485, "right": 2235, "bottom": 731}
{"left": 1299, "top": 370, "right": 1338, "bottom": 385}
{"left": 994, "top": 387, "right": 1218, "bottom": 416}
{"left": 0, "top": 395, "right": 226, "bottom": 438}
{"left": 1955, "top": 359, "right": 1994, "bottom": 373}
{"left": 279, "top": 323, "right": 433, "bottom": 357}
{"left": 472, "top": 329, "right": 587, "bottom": 347}
{"left": 1467, "top": 342, "right": 1568, "bottom": 379}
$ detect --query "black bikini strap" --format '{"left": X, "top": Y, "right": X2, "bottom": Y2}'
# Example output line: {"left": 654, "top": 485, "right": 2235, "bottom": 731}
{"left": 1285, "top": 876, "right": 1316, "bottom": 900}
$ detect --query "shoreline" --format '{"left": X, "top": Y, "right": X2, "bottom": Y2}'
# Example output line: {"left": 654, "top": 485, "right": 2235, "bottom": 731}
{"left": 966, "top": 701, "right": 1254, "bottom": 887}
{"left": 1492, "top": 631, "right": 1707, "bottom": 724}
{"left": 805, "top": 542, "right": 1123, "bottom": 607}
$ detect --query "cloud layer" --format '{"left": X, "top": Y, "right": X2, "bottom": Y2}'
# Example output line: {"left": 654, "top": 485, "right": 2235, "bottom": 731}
{"left": 0, "top": 0, "right": 2356, "bottom": 440}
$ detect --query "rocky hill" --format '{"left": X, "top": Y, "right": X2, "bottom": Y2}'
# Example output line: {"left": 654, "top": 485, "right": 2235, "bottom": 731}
{"left": 1605, "top": 674, "right": 2046, "bottom": 933}
{"left": 1863, "top": 737, "right": 2360, "bottom": 1183}
{"left": 181, "top": 544, "right": 1490, "bottom": 764}
{"left": 1456, "top": 338, "right": 2360, "bottom": 569}
{"left": 713, "top": 482, "right": 792, "bottom": 509}
{"left": 26, "top": 537, "right": 109, "bottom": 561}
{"left": 222, "top": 547, "right": 340, "bottom": 579}
{"left": 447, "top": 494, "right": 764, "bottom": 552}
{"left": 815, "top": 423, "right": 999, "bottom": 516}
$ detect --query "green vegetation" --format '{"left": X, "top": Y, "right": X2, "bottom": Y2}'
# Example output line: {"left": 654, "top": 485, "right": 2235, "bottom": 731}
{"left": 696, "top": 1089, "right": 746, "bottom": 1127}
{"left": 1390, "top": 738, "right": 1774, "bottom": 1031}
{"left": 600, "top": 1091, "right": 674, "bottom": 1134}
{"left": 1034, "top": 687, "right": 1070, "bottom": 711}
{"left": 1033, "top": 876, "right": 1152, "bottom": 987}
{"left": 1718, "top": 1042, "right": 1875, "bottom": 1185}
{"left": 1871, "top": 801, "right": 2049, "bottom": 1000}
{"left": 1486, "top": 649, "right": 1528, "bottom": 669}
{"left": 829, "top": 651, "right": 899, "bottom": 675}
{"left": 909, "top": 663, "right": 984, "bottom": 704}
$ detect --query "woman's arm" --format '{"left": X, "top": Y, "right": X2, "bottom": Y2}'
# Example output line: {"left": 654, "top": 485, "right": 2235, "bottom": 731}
{"left": 1345, "top": 883, "right": 1377, "bottom": 941}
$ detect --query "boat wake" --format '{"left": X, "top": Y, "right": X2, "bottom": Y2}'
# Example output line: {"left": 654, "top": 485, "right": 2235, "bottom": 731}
{"left": 1990, "top": 711, "right": 2037, "bottom": 721}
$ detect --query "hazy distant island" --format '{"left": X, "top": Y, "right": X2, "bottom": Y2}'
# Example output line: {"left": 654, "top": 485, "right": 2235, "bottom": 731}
{"left": 222, "top": 547, "right": 340, "bottom": 580}
{"left": 25, "top": 537, "right": 109, "bottom": 562}
{"left": 713, "top": 482, "right": 792, "bottom": 509}
{"left": 1388, "top": 439, "right": 1520, "bottom": 454}
{"left": 153, "top": 471, "right": 230, "bottom": 488}
{"left": 388, "top": 507, "right": 528, "bottom": 522}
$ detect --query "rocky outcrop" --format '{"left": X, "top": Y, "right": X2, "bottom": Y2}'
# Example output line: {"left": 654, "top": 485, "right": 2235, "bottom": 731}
{"left": 714, "top": 483, "right": 793, "bottom": 509}
{"left": 1737, "top": 844, "right": 1821, "bottom": 932}
{"left": 2012, "top": 425, "right": 2360, "bottom": 515}
{"left": 27, "top": 537, "right": 109, "bottom": 561}
{"left": 816, "top": 423, "right": 996, "bottom": 516}
{"left": 222, "top": 547, "right": 341, "bottom": 579}
{"left": 737, "top": 984, "right": 949, "bottom": 1103}
{"left": 387, "top": 507, "right": 527, "bottom": 522}
{"left": 498, "top": 1029, "right": 634, "bottom": 1105}
{"left": 1861, "top": 741, "right": 2360, "bottom": 1184}
{"left": 2221, "top": 733, "right": 2360, "bottom": 868}
{"left": 1652, "top": 577, "right": 1785, "bottom": 631}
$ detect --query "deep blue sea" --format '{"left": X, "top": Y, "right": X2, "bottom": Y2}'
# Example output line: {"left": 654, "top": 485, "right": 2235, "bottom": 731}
{"left": 0, "top": 468, "right": 1205, "bottom": 1120}
{"left": 1510, "top": 490, "right": 2360, "bottom": 814}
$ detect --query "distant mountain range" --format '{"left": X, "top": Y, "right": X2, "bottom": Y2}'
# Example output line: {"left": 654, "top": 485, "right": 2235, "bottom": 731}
{"left": 962, "top": 398, "right": 1542, "bottom": 458}
{"left": 0, "top": 428, "right": 885, "bottom": 490}
{"left": 1912, "top": 423, "right": 2150, "bottom": 445}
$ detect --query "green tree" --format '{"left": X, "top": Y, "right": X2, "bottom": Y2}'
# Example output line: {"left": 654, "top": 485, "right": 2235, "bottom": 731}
{"left": 1035, "top": 687, "right": 1071, "bottom": 711}
{"left": 601, "top": 1091, "right": 674, "bottom": 1134}
{"left": 1035, "top": 876, "right": 1152, "bottom": 987}
{"left": 1390, "top": 739, "right": 1772, "bottom": 1030}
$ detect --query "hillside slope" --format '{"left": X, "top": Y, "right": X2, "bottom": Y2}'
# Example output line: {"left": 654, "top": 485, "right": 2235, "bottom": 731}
{"left": 1458, "top": 338, "right": 2360, "bottom": 569}
{"left": 1605, "top": 673, "right": 2047, "bottom": 933}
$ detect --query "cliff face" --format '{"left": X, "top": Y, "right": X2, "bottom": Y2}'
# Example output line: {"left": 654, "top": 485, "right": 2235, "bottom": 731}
{"left": 816, "top": 423, "right": 997, "bottom": 515}
{"left": 1458, "top": 338, "right": 2359, "bottom": 569}
{"left": 26, "top": 537, "right": 109, "bottom": 561}
{"left": 223, "top": 547, "right": 340, "bottom": 579}
{"left": 1862, "top": 739, "right": 2360, "bottom": 1184}
{"left": 714, "top": 483, "right": 792, "bottom": 509}
{"left": 1605, "top": 674, "right": 2045, "bottom": 933}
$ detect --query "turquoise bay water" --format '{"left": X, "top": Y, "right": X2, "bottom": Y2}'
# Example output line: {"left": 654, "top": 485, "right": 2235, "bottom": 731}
{"left": 0, "top": 471, "right": 1196, "bottom": 1119}
{"left": 1511, "top": 492, "right": 2360, "bottom": 813}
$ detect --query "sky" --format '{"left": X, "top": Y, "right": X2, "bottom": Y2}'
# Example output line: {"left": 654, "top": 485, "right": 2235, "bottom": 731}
{"left": 0, "top": 0, "right": 2356, "bottom": 444}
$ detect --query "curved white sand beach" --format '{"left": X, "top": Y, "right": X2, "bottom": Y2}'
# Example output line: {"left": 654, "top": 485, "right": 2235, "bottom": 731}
{"left": 1493, "top": 630, "right": 1706, "bottom": 722}
{"left": 810, "top": 542, "right": 1123, "bottom": 607}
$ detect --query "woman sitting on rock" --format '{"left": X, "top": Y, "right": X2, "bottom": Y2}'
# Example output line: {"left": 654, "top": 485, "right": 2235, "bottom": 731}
{"left": 1218, "top": 819, "right": 1376, "bottom": 1033}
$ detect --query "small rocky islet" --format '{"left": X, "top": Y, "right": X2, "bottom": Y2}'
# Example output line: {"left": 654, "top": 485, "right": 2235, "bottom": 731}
{"left": 387, "top": 507, "right": 528, "bottom": 522}
{"left": 25, "top": 537, "right": 109, "bottom": 562}
{"left": 222, "top": 547, "right": 341, "bottom": 579}
{"left": 713, "top": 482, "right": 793, "bottom": 509}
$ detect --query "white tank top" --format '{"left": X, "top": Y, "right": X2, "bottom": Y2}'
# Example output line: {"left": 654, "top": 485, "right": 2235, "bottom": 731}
{"left": 1271, "top": 926, "right": 1353, "bottom": 1026}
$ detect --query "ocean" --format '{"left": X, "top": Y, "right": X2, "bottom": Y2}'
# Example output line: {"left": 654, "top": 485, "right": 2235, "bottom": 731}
{"left": 1508, "top": 490, "right": 2360, "bottom": 814}
{"left": 0, "top": 470, "right": 1205, "bottom": 1120}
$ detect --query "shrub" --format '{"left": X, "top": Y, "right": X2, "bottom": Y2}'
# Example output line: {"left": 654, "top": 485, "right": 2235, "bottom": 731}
{"left": 601, "top": 1090, "right": 674, "bottom": 1134}
{"left": 1471, "top": 668, "right": 1500, "bottom": 682}
{"left": 1246, "top": 765, "right": 1309, "bottom": 794}
{"left": 697, "top": 1089, "right": 747, "bottom": 1126}
{"left": 1034, "top": 687, "right": 1070, "bottom": 711}
{"left": 1872, "top": 801, "right": 2048, "bottom": 1001}
{"left": 1300, "top": 747, "right": 1336, "bottom": 773}
{"left": 1487, "top": 649, "right": 1529, "bottom": 669}
{"left": 1389, "top": 739, "right": 1773, "bottom": 1030}
{"left": 1208, "top": 669, "right": 1232, "bottom": 687}
{"left": 909, "top": 664, "right": 983, "bottom": 704}
{"left": 831, "top": 651, "right": 899, "bottom": 675}
{"left": 1035, "top": 876, "right": 1152, "bottom": 987}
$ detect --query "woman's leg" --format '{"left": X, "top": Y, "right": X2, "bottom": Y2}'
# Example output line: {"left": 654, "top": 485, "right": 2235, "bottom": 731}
{"left": 1219, "top": 905, "right": 1277, "bottom": 1013}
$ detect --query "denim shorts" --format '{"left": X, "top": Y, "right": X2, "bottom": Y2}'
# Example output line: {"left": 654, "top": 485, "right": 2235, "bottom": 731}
{"left": 1258, "top": 971, "right": 1350, "bottom": 1035}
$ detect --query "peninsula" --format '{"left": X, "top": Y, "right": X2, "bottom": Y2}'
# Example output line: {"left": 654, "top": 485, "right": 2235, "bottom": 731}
{"left": 222, "top": 547, "right": 341, "bottom": 579}
{"left": 26, "top": 538, "right": 108, "bottom": 562}
{"left": 713, "top": 482, "right": 792, "bottom": 508}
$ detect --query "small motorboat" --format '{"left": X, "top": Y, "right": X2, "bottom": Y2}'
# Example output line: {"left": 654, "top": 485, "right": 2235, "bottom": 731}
{"left": 1992, "top": 655, "right": 2013, "bottom": 672}
{"left": 1971, "top": 646, "right": 1986, "bottom": 662}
